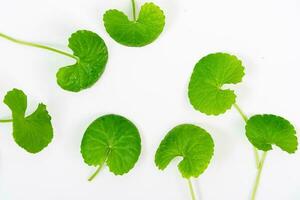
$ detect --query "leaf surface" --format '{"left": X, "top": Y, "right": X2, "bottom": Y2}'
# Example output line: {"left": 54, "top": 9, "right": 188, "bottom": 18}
{"left": 4, "top": 89, "right": 53, "bottom": 153}
{"left": 81, "top": 114, "right": 141, "bottom": 175}
{"left": 57, "top": 30, "right": 108, "bottom": 92}
{"left": 155, "top": 124, "right": 214, "bottom": 178}
{"left": 188, "top": 53, "right": 244, "bottom": 115}
{"left": 103, "top": 3, "right": 165, "bottom": 47}
{"left": 246, "top": 114, "right": 298, "bottom": 153}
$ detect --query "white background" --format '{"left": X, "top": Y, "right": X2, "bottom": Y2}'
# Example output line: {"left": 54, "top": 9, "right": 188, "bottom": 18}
{"left": 0, "top": 0, "right": 300, "bottom": 199}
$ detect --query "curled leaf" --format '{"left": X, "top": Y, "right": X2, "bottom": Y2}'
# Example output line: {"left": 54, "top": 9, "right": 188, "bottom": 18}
{"left": 4, "top": 89, "right": 53, "bottom": 153}
{"left": 188, "top": 53, "right": 245, "bottom": 115}
{"left": 155, "top": 124, "right": 214, "bottom": 178}
{"left": 81, "top": 114, "right": 141, "bottom": 176}
{"left": 246, "top": 114, "right": 298, "bottom": 153}
{"left": 103, "top": 2, "right": 165, "bottom": 47}
{"left": 56, "top": 30, "right": 108, "bottom": 92}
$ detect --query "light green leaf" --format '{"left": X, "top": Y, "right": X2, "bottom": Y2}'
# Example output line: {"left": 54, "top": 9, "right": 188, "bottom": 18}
{"left": 3, "top": 89, "right": 53, "bottom": 153}
{"left": 155, "top": 124, "right": 214, "bottom": 178}
{"left": 103, "top": 2, "right": 165, "bottom": 47}
{"left": 188, "top": 53, "right": 245, "bottom": 115}
{"left": 81, "top": 114, "right": 141, "bottom": 177}
{"left": 56, "top": 30, "right": 108, "bottom": 92}
{"left": 246, "top": 114, "right": 298, "bottom": 153}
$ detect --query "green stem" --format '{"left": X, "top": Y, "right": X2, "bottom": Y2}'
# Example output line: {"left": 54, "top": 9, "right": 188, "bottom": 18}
{"left": 233, "top": 103, "right": 248, "bottom": 122}
{"left": 187, "top": 178, "right": 196, "bottom": 200}
{"left": 88, "top": 163, "right": 104, "bottom": 182}
{"left": 88, "top": 149, "right": 111, "bottom": 181}
{"left": 131, "top": 0, "right": 137, "bottom": 21}
{"left": 233, "top": 103, "right": 260, "bottom": 168}
{"left": 251, "top": 152, "right": 267, "bottom": 200}
{"left": 0, "top": 32, "right": 79, "bottom": 62}
{"left": 0, "top": 119, "right": 13, "bottom": 123}
{"left": 252, "top": 147, "right": 260, "bottom": 169}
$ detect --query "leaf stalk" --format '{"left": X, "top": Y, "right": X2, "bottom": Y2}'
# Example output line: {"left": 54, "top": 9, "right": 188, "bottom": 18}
{"left": 187, "top": 178, "right": 196, "bottom": 200}
{"left": 88, "top": 163, "right": 104, "bottom": 181}
{"left": 233, "top": 103, "right": 248, "bottom": 122}
{"left": 0, "top": 119, "right": 13, "bottom": 123}
{"left": 233, "top": 103, "right": 260, "bottom": 168}
{"left": 131, "top": 0, "right": 137, "bottom": 21}
{"left": 0, "top": 32, "right": 79, "bottom": 62}
{"left": 251, "top": 151, "right": 267, "bottom": 200}
{"left": 88, "top": 149, "right": 111, "bottom": 181}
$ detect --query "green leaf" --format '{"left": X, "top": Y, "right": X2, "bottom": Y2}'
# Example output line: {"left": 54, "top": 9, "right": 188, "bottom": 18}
{"left": 188, "top": 53, "right": 245, "bottom": 115}
{"left": 103, "top": 2, "right": 165, "bottom": 47}
{"left": 3, "top": 89, "right": 53, "bottom": 153}
{"left": 81, "top": 114, "right": 141, "bottom": 176}
{"left": 155, "top": 124, "right": 214, "bottom": 178}
{"left": 246, "top": 114, "right": 298, "bottom": 153}
{"left": 56, "top": 30, "right": 108, "bottom": 92}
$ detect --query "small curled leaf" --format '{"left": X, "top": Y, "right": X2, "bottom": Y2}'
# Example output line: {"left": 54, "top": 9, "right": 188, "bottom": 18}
{"left": 103, "top": 2, "right": 165, "bottom": 47}
{"left": 188, "top": 53, "right": 245, "bottom": 115}
{"left": 246, "top": 114, "right": 298, "bottom": 153}
{"left": 3, "top": 89, "right": 53, "bottom": 153}
{"left": 56, "top": 30, "right": 108, "bottom": 92}
{"left": 155, "top": 124, "right": 214, "bottom": 178}
{"left": 81, "top": 114, "right": 141, "bottom": 177}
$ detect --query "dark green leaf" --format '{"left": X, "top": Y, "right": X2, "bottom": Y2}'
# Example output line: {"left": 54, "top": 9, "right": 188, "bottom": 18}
{"left": 56, "top": 30, "right": 108, "bottom": 92}
{"left": 246, "top": 114, "right": 298, "bottom": 153}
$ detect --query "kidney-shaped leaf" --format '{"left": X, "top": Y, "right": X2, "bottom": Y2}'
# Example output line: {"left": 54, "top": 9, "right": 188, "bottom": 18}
{"left": 81, "top": 114, "right": 141, "bottom": 176}
{"left": 246, "top": 114, "right": 298, "bottom": 153}
{"left": 188, "top": 53, "right": 245, "bottom": 115}
{"left": 4, "top": 89, "right": 53, "bottom": 153}
{"left": 103, "top": 2, "right": 165, "bottom": 47}
{"left": 155, "top": 124, "right": 214, "bottom": 178}
{"left": 56, "top": 30, "right": 108, "bottom": 92}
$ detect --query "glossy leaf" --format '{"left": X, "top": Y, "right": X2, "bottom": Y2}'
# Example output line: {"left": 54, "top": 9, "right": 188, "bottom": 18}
{"left": 103, "top": 2, "right": 165, "bottom": 47}
{"left": 155, "top": 124, "right": 214, "bottom": 178}
{"left": 246, "top": 114, "right": 298, "bottom": 153}
{"left": 81, "top": 114, "right": 141, "bottom": 176}
{"left": 188, "top": 53, "right": 244, "bottom": 115}
{"left": 56, "top": 30, "right": 108, "bottom": 92}
{"left": 3, "top": 89, "right": 53, "bottom": 153}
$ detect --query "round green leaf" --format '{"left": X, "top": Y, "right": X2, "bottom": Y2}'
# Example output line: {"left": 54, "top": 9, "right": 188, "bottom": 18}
{"left": 246, "top": 114, "right": 298, "bottom": 153}
{"left": 103, "top": 2, "right": 165, "bottom": 47}
{"left": 56, "top": 30, "right": 108, "bottom": 92}
{"left": 188, "top": 53, "right": 245, "bottom": 115}
{"left": 81, "top": 114, "right": 141, "bottom": 175}
{"left": 155, "top": 124, "right": 214, "bottom": 178}
{"left": 3, "top": 89, "right": 53, "bottom": 153}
